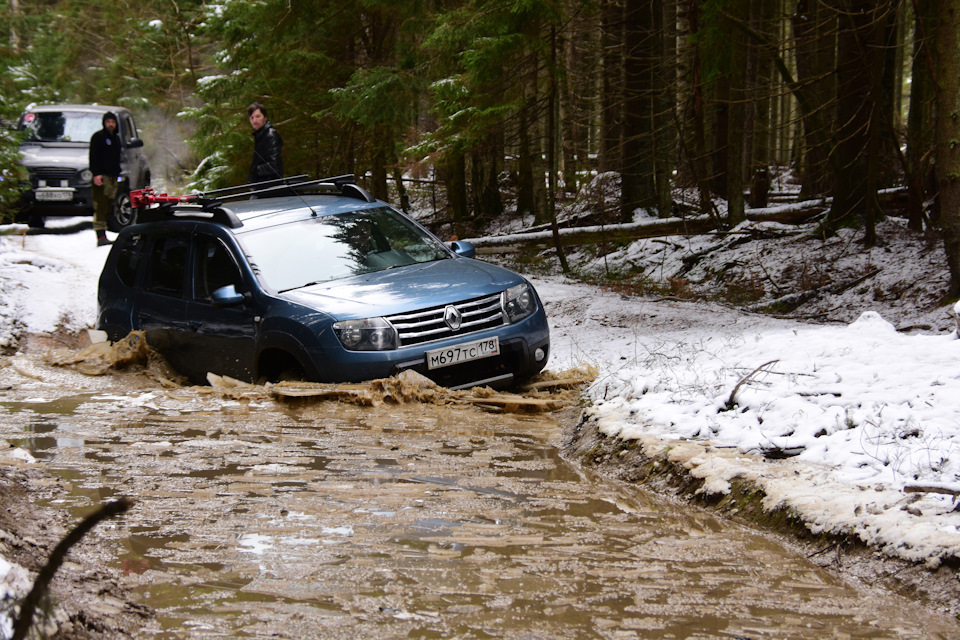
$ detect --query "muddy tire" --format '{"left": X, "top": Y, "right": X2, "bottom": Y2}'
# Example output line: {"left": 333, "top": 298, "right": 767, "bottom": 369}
{"left": 27, "top": 212, "right": 46, "bottom": 229}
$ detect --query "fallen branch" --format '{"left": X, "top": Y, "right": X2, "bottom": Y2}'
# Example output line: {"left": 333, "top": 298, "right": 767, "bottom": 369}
{"left": 12, "top": 498, "right": 134, "bottom": 640}
{"left": 723, "top": 360, "right": 780, "bottom": 410}
{"left": 903, "top": 484, "right": 960, "bottom": 497}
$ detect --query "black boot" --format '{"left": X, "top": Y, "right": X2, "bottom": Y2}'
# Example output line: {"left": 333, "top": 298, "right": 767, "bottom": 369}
{"left": 96, "top": 231, "right": 112, "bottom": 247}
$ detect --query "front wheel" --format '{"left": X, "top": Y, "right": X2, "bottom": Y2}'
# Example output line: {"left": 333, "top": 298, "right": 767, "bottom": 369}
{"left": 108, "top": 190, "right": 137, "bottom": 232}
{"left": 27, "top": 211, "right": 46, "bottom": 229}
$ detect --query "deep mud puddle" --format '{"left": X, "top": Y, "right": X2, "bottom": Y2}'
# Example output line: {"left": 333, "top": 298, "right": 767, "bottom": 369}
{"left": 1, "top": 347, "right": 958, "bottom": 639}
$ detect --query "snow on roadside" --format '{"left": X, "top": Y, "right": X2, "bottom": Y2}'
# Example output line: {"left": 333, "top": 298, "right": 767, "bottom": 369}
{"left": 0, "top": 220, "right": 107, "bottom": 347}
{"left": 533, "top": 274, "right": 960, "bottom": 564}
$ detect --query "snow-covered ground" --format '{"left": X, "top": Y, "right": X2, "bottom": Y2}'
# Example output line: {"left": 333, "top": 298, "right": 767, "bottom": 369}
{"left": 1, "top": 215, "right": 959, "bottom": 571}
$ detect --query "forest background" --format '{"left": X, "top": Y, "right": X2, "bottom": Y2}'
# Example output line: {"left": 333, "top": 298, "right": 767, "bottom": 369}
{"left": 2, "top": 0, "right": 960, "bottom": 300}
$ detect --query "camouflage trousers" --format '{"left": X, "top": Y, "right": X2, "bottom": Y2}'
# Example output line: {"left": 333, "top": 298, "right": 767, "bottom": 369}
{"left": 92, "top": 177, "right": 118, "bottom": 232}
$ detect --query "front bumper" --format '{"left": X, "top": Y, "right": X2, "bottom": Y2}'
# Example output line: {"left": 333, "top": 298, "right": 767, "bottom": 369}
{"left": 302, "top": 310, "right": 551, "bottom": 389}
{"left": 20, "top": 185, "right": 94, "bottom": 216}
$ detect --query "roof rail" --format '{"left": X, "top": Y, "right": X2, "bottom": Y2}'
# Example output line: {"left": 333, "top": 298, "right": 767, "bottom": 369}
{"left": 128, "top": 174, "right": 377, "bottom": 227}
{"left": 217, "top": 173, "right": 375, "bottom": 203}
{"left": 130, "top": 174, "right": 375, "bottom": 211}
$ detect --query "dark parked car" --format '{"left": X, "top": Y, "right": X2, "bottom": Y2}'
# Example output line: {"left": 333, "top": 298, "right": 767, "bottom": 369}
{"left": 16, "top": 104, "right": 151, "bottom": 231}
{"left": 96, "top": 175, "right": 550, "bottom": 389}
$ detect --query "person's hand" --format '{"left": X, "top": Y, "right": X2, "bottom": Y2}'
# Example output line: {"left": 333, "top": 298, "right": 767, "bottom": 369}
{"left": 93, "top": 175, "right": 103, "bottom": 186}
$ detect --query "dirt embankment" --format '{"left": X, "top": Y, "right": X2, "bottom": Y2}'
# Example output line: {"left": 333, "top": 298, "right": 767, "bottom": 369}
{"left": 560, "top": 414, "right": 960, "bottom": 620}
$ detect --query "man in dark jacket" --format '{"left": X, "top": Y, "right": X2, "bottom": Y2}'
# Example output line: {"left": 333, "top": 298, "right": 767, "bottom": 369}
{"left": 247, "top": 102, "right": 283, "bottom": 189}
{"left": 89, "top": 111, "right": 121, "bottom": 246}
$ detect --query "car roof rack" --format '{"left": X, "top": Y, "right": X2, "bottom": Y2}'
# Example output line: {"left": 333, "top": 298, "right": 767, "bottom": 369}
{"left": 207, "top": 174, "right": 376, "bottom": 203}
{"left": 130, "top": 173, "right": 377, "bottom": 228}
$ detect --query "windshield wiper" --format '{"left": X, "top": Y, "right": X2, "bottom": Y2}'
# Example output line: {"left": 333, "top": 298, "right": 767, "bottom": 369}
{"left": 279, "top": 280, "right": 327, "bottom": 293}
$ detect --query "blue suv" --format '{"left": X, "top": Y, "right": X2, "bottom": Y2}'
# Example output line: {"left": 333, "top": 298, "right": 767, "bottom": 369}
{"left": 96, "top": 175, "right": 550, "bottom": 389}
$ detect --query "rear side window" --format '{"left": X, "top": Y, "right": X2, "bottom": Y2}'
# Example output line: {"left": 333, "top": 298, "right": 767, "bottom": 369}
{"left": 146, "top": 235, "right": 190, "bottom": 298}
{"left": 115, "top": 234, "right": 145, "bottom": 287}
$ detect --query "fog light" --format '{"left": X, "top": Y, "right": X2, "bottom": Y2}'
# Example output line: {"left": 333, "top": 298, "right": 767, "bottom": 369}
{"left": 535, "top": 348, "right": 545, "bottom": 362}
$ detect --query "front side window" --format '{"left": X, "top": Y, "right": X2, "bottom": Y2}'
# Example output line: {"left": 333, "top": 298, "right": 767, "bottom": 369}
{"left": 239, "top": 207, "right": 450, "bottom": 292}
{"left": 146, "top": 235, "right": 190, "bottom": 298}
{"left": 120, "top": 114, "right": 137, "bottom": 144}
{"left": 194, "top": 236, "right": 242, "bottom": 302}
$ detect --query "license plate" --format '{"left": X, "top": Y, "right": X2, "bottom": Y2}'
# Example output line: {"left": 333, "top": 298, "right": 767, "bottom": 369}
{"left": 426, "top": 337, "right": 499, "bottom": 370}
{"left": 35, "top": 189, "right": 73, "bottom": 202}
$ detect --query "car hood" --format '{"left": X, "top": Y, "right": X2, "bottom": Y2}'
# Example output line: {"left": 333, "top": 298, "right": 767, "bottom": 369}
{"left": 281, "top": 258, "right": 526, "bottom": 319}
{"left": 18, "top": 143, "right": 89, "bottom": 169}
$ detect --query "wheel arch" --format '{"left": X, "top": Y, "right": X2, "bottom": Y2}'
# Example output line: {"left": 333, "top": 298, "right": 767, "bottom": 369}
{"left": 255, "top": 332, "right": 320, "bottom": 383}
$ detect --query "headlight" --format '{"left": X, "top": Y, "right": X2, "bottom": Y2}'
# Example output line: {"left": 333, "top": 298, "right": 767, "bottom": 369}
{"left": 502, "top": 283, "right": 536, "bottom": 323}
{"left": 80, "top": 169, "right": 93, "bottom": 182}
{"left": 333, "top": 317, "right": 397, "bottom": 351}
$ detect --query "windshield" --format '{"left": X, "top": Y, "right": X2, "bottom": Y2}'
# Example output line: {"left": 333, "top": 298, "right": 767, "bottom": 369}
{"left": 20, "top": 111, "right": 104, "bottom": 143}
{"left": 239, "top": 207, "right": 451, "bottom": 292}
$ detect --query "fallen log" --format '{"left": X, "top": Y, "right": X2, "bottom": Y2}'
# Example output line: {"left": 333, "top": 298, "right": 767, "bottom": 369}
{"left": 468, "top": 201, "right": 827, "bottom": 254}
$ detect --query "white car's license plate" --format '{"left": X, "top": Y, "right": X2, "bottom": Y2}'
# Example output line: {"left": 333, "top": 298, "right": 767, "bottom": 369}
{"left": 35, "top": 189, "right": 73, "bottom": 202}
{"left": 426, "top": 337, "right": 499, "bottom": 370}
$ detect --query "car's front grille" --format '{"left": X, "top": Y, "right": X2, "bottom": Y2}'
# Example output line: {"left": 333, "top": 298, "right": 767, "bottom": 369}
{"left": 388, "top": 293, "right": 505, "bottom": 347}
{"left": 31, "top": 167, "right": 78, "bottom": 185}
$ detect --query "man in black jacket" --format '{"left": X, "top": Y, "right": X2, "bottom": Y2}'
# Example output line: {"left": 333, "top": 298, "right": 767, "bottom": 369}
{"left": 247, "top": 102, "right": 283, "bottom": 190}
{"left": 89, "top": 111, "right": 121, "bottom": 246}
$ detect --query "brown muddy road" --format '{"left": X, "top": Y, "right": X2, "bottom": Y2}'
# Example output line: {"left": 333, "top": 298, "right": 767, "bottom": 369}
{"left": 1, "top": 338, "right": 958, "bottom": 639}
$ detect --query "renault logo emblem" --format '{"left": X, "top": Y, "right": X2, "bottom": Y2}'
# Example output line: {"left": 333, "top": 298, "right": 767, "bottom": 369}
{"left": 444, "top": 305, "right": 463, "bottom": 331}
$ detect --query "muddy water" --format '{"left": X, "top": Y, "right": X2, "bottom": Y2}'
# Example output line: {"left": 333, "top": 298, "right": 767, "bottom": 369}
{"left": 2, "top": 375, "right": 959, "bottom": 639}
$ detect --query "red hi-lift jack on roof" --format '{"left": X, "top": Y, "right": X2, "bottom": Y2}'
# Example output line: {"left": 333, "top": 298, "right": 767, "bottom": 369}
{"left": 129, "top": 188, "right": 198, "bottom": 209}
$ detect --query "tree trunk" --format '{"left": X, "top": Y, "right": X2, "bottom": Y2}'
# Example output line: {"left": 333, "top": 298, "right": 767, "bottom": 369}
{"left": 516, "top": 90, "right": 536, "bottom": 218}
{"left": 392, "top": 167, "right": 410, "bottom": 213}
{"left": 935, "top": 1, "right": 960, "bottom": 296}
{"left": 621, "top": 0, "right": 658, "bottom": 222}
{"left": 682, "top": 1, "right": 714, "bottom": 216}
{"left": 792, "top": 0, "right": 835, "bottom": 198}
{"left": 560, "top": 1, "right": 596, "bottom": 195}
{"left": 599, "top": 0, "right": 622, "bottom": 174}
{"left": 475, "top": 131, "right": 503, "bottom": 220}
{"left": 724, "top": 0, "right": 748, "bottom": 225}
{"left": 548, "top": 26, "right": 570, "bottom": 273}
{"left": 654, "top": 0, "right": 675, "bottom": 218}
{"left": 827, "top": 0, "right": 885, "bottom": 243}
{"left": 370, "top": 126, "right": 390, "bottom": 202}
{"left": 444, "top": 153, "right": 468, "bottom": 229}
{"left": 746, "top": 0, "right": 774, "bottom": 208}
{"left": 906, "top": 0, "right": 936, "bottom": 231}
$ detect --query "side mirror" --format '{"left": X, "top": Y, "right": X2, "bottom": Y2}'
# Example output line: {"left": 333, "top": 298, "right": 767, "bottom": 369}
{"left": 448, "top": 240, "right": 476, "bottom": 258}
{"left": 126, "top": 138, "right": 144, "bottom": 149}
{"left": 211, "top": 284, "right": 245, "bottom": 307}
